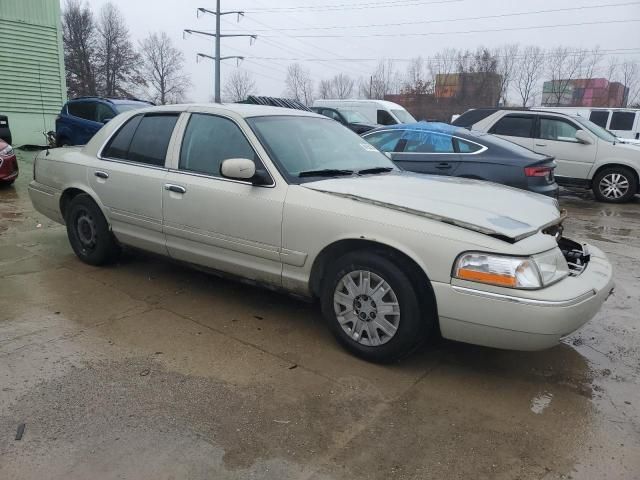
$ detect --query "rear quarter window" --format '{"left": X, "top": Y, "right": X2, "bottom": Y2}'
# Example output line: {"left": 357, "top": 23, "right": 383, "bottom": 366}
{"left": 609, "top": 112, "right": 635, "bottom": 131}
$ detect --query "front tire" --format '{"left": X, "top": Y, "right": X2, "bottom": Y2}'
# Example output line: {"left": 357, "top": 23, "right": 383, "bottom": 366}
{"left": 65, "top": 194, "right": 120, "bottom": 265}
{"left": 320, "top": 250, "right": 435, "bottom": 363}
{"left": 593, "top": 167, "right": 637, "bottom": 203}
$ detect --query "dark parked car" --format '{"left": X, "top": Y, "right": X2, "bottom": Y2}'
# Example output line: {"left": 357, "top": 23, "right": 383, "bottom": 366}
{"left": 311, "top": 106, "right": 378, "bottom": 134}
{"left": 0, "top": 115, "right": 11, "bottom": 145}
{"left": 362, "top": 122, "right": 558, "bottom": 197}
{"left": 56, "top": 97, "right": 152, "bottom": 146}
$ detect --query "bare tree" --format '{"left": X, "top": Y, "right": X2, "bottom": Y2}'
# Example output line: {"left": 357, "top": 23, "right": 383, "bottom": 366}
{"left": 223, "top": 70, "right": 256, "bottom": 102}
{"left": 495, "top": 44, "right": 519, "bottom": 106}
{"left": 285, "top": 63, "right": 314, "bottom": 105}
{"left": 363, "top": 59, "right": 401, "bottom": 99}
{"left": 96, "top": 2, "right": 142, "bottom": 97}
{"left": 330, "top": 73, "right": 354, "bottom": 99}
{"left": 318, "top": 79, "right": 332, "bottom": 99}
{"left": 620, "top": 61, "right": 640, "bottom": 106}
{"left": 544, "top": 47, "right": 588, "bottom": 106}
{"left": 139, "top": 32, "right": 190, "bottom": 104}
{"left": 514, "top": 45, "right": 546, "bottom": 107}
{"left": 62, "top": 0, "right": 97, "bottom": 97}
{"left": 402, "top": 56, "right": 431, "bottom": 95}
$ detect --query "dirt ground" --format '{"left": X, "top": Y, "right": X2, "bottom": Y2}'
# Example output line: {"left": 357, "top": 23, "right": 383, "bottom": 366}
{"left": 1, "top": 151, "right": 639, "bottom": 480}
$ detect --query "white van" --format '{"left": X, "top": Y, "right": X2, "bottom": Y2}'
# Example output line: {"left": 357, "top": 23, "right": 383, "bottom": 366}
{"left": 312, "top": 99, "right": 416, "bottom": 126}
{"left": 536, "top": 107, "right": 640, "bottom": 141}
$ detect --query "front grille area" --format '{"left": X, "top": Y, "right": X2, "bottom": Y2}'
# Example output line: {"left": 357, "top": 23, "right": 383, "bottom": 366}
{"left": 558, "top": 237, "right": 590, "bottom": 276}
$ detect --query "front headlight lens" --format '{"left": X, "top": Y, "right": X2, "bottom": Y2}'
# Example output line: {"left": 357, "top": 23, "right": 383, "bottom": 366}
{"left": 0, "top": 145, "right": 13, "bottom": 157}
{"left": 454, "top": 249, "right": 569, "bottom": 289}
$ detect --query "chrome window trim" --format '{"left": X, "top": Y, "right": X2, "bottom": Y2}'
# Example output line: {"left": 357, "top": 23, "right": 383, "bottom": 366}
{"left": 362, "top": 129, "right": 488, "bottom": 155}
{"left": 97, "top": 112, "right": 180, "bottom": 170}
{"left": 451, "top": 285, "right": 596, "bottom": 307}
{"left": 176, "top": 111, "right": 277, "bottom": 188}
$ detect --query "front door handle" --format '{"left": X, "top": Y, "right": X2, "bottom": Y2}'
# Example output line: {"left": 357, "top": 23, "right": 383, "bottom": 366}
{"left": 436, "top": 162, "right": 452, "bottom": 169}
{"left": 164, "top": 184, "right": 186, "bottom": 194}
{"left": 535, "top": 143, "right": 547, "bottom": 147}
{"left": 94, "top": 171, "right": 109, "bottom": 179}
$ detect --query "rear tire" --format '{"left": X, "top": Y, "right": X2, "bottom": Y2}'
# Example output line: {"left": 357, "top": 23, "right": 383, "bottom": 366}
{"left": 65, "top": 194, "right": 120, "bottom": 265}
{"left": 593, "top": 166, "right": 637, "bottom": 203}
{"left": 320, "top": 250, "right": 435, "bottom": 363}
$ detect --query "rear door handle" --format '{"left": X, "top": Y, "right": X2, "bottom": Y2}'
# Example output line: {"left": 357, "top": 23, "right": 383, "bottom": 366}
{"left": 164, "top": 184, "right": 186, "bottom": 194}
{"left": 535, "top": 143, "right": 547, "bottom": 147}
{"left": 436, "top": 162, "right": 452, "bottom": 169}
{"left": 94, "top": 171, "right": 109, "bottom": 179}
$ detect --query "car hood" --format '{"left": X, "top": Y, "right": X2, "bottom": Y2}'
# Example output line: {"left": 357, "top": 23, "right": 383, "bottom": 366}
{"left": 303, "top": 172, "right": 562, "bottom": 242}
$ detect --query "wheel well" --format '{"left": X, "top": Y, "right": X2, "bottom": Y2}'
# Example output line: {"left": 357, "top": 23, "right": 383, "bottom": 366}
{"left": 59, "top": 188, "right": 87, "bottom": 219}
{"left": 309, "top": 239, "right": 432, "bottom": 298}
{"left": 593, "top": 164, "right": 639, "bottom": 187}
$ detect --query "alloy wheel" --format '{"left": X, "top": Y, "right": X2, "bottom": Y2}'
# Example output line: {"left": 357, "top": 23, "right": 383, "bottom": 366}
{"left": 599, "top": 173, "right": 630, "bottom": 200}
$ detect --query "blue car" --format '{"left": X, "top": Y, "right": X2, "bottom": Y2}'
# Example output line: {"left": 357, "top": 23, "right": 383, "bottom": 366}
{"left": 56, "top": 97, "right": 152, "bottom": 146}
{"left": 362, "top": 122, "right": 559, "bottom": 197}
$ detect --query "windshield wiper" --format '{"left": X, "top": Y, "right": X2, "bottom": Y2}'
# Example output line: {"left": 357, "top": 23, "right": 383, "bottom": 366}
{"left": 357, "top": 167, "right": 394, "bottom": 175}
{"left": 298, "top": 169, "right": 354, "bottom": 178}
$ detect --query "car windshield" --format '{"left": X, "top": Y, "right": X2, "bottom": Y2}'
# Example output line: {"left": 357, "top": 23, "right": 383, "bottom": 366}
{"left": 573, "top": 116, "right": 617, "bottom": 143}
{"left": 339, "top": 110, "right": 368, "bottom": 124}
{"left": 247, "top": 116, "right": 396, "bottom": 182}
{"left": 114, "top": 103, "right": 149, "bottom": 114}
{"left": 391, "top": 109, "right": 416, "bottom": 123}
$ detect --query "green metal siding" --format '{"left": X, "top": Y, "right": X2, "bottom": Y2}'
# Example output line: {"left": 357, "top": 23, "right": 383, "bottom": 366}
{"left": 0, "top": 0, "right": 66, "bottom": 145}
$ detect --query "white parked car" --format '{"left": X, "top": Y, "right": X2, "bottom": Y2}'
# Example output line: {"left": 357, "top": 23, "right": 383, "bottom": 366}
{"left": 455, "top": 109, "right": 640, "bottom": 203}
{"left": 28, "top": 104, "right": 614, "bottom": 362}
{"left": 313, "top": 99, "right": 416, "bottom": 126}
{"left": 535, "top": 107, "right": 640, "bottom": 142}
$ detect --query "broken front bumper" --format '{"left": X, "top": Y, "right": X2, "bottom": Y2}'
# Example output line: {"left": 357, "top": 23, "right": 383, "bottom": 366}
{"left": 433, "top": 243, "right": 614, "bottom": 351}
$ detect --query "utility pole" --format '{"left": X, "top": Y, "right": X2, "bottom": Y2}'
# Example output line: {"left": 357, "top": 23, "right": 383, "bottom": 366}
{"left": 184, "top": 4, "right": 256, "bottom": 103}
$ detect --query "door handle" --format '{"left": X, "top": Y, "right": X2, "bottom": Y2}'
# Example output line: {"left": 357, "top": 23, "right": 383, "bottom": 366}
{"left": 94, "top": 171, "right": 109, "bottom": 179}
{"left": 535, "top": 143, "right": 547, "bottom": 147}
{"left": 164, "top": 184, "right": 186, "bottom": 194}
{"left": 436, "top": 162, "right": 452, "bottom": 169}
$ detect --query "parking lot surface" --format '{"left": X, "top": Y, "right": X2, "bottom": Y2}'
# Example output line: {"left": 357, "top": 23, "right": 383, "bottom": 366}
{"left": 1, "top": 151, "right": 639, "bottom": 479}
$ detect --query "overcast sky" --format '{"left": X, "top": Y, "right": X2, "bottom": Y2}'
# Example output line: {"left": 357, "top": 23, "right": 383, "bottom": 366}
{"left": 73, "top": 0, "right": 640, "bottom": 102}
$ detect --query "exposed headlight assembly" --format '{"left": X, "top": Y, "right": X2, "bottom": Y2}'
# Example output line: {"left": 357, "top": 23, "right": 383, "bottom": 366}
{"left": 454, "top": 249, "right": 569, "bottom": 289}
{"left": 0, "top": 144, "right": 13, "bottom": 157}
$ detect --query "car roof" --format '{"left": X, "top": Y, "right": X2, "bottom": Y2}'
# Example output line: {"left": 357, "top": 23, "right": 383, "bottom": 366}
{"left": 367, "top": 121, "right": 461, "bottom": 135}
{"left": 128, "top": 103, "right": 324, "bottom": 119}
{"left": 67, "top": 97, "right": 152, "bottom": 105}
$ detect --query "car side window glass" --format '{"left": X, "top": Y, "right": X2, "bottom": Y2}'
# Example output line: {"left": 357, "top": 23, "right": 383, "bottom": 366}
{"left": 127, "top": 114, "right": 179, "bottom": 166}
{"left": 95, "top": 103, "right": 115, "bottom": 123}
{"left": 455, "top": 138, "right": 482, "bottom": 153}
{"left": 377, "top": 110, "right": 395, "bottom": 125}
{"left": 363, "top": 130, "right": 403, "bottom": 152}
{"left": 610, "top": 112, "right": 635, "bottom": 131}
{"left": 539, "top": 118, "right": 579, "bottom": 142}
{"left": 102, "top": 115, "right": 143, "bottom": 159}
{"left": 68, "top": 102, "right": 97, "bottom": 121}
{"left": 489, "top": 115, "right": 534, "bottom": 138}
{"left": 400, "top": 130, "right": 455, "bottom": 153}
{"left": 179, "top": 113, "right": 257, "bottom": 177}
{"left": 589, "top": 111, "right": 609, "bottom": 128}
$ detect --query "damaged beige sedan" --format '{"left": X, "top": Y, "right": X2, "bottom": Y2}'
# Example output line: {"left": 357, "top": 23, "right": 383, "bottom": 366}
{"left": 28, "top": 104, "right": 614, "bottom": 362}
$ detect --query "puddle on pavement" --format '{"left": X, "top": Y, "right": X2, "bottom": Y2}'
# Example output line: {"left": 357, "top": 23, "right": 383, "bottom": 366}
{"left": 530, "top": 392, "right": 553, "bottom": 414}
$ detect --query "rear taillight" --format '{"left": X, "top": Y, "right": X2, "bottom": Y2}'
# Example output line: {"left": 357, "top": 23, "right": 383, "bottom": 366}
{"left": 525, "top": 166, "right": 553, "bottom": 177}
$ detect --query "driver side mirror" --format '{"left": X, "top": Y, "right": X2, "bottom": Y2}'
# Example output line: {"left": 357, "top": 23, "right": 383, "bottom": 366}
{"left": 575, "top": 129, "right": 593, "bottom": 144}
{"left": 220, "top": 158, "right": 271, "bottom": 186}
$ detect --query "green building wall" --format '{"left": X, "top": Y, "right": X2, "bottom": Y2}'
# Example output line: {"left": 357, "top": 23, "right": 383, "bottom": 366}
{"left": 0, "top": 0, "right": 66, "bottom": 146}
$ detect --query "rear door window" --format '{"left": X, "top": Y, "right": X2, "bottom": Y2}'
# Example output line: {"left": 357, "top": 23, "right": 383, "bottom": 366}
{"left": 179, "top": 113, "right": 257, "bottom": 177}
{"left": 589, "top": 111, "right": 609, "bottom": 128}
{"left": 68, "top": 102, "right": 97, "bottom": 121}
{"left": 102, "top": 114, "right": 178, "bottom": 166}
{"left": 539, "top": 117, "right": 579, "bottom": 142}
{"left": 363, "top": 130, "right": 404, "bottom": 152}
{"left": 95, "top": 103, "right": 116, "bottom": 123}
{"left": 489, "top": 115, "right": 534, "bottom": 138}
{"left": 610, "top": 112, "right": 635, "bottom": 131}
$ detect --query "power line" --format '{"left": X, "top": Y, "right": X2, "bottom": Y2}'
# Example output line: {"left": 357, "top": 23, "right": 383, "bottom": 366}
{"left": 244, "top": 0, "right": 463, "bottom": 13}
{"left": 243, "top": 2, "right": 640, "bottom": 32}
{"left": 256, "top": 18, "right": 640, "bottom": 38}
